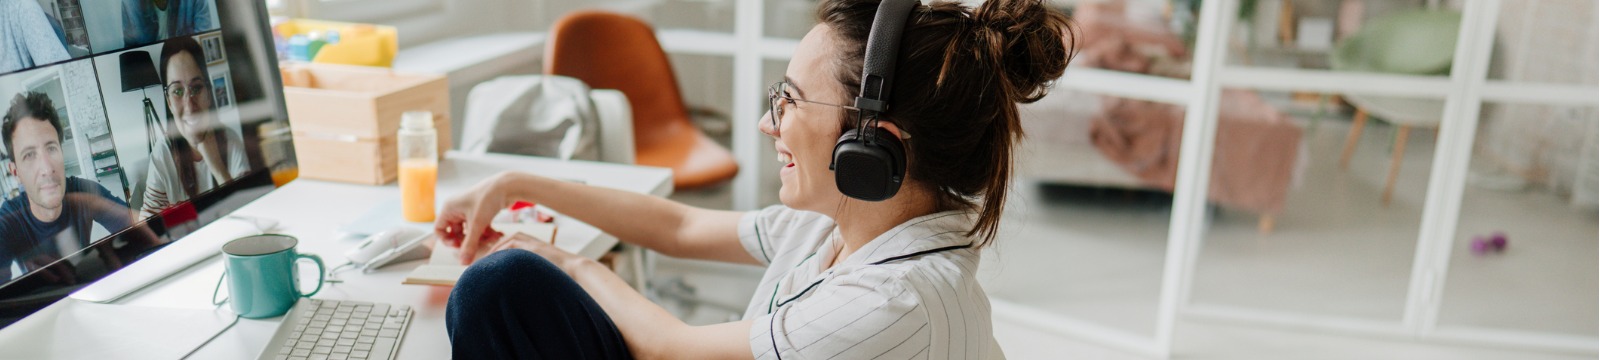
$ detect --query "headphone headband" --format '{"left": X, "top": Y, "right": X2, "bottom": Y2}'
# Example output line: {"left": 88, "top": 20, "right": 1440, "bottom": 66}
{"left": 854, "top": 0, "right": 917, "bottom": 116}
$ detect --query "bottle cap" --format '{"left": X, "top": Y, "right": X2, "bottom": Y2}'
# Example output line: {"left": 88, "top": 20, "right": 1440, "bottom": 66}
{"left": 402, "top": 111, "right": 433, "bottom": 130}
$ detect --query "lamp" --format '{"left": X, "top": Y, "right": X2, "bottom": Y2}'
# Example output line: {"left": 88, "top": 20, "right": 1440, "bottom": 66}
{"left": 118, "top": 50, "right": 165, "bottom": 155}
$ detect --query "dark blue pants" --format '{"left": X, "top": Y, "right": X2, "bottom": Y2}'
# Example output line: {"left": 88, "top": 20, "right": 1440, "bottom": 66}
{"left": 446, "top": 249, "right": 634, "bottom": 359}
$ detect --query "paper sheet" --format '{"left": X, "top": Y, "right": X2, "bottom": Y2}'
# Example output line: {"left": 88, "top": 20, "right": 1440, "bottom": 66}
{"left": 403, "top": 222, "right": 556, "bottom": 286}
{"left": 0, "top": 299, "right": 234, "bottom": 359}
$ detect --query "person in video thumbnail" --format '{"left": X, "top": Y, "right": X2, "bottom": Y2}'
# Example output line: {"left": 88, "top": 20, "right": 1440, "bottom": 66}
{"left": 139, "top": 35, "right": 246, "bottom": 220}
{"left": 0, "top": 92, "right": 138, "bottom": 281}
{"left": 0, "top": 0, "right": 72, "bottom": 73}
{"left": 121, "top": 0, "right": 216, "bottom": 46}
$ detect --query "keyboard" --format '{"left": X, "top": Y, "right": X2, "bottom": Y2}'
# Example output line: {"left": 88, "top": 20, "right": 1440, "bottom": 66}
{"left": 257, "top": 298, "right": 413, "bottom": 360}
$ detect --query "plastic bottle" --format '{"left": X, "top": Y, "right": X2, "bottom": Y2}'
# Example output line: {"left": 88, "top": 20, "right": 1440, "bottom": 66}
{"left": 399, "top": 111, "right": 438, "bottom": 222}
{"left": 287, "top": 34, "right": 310, "bottom": 62}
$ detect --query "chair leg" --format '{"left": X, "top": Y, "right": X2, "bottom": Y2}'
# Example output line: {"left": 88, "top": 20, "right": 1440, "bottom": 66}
{"left": 1308, "top": 94, "right": 1328, "bottom": 136}
{"left": 1258, "top": 214, "right": 1276, "bottom": 235}
{"left": 1278, "top": 1, "right": 1297, "bottom": 45}
{"left": 1341, "top": 108, "right": 1369, "bottom": 170}
{"left": 1383, "top": 125, "right": 1411, "bottom": 205}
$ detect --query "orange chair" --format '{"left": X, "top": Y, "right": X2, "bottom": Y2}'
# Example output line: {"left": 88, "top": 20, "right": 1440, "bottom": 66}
{"left": 545, "top": 11, "right": 739, "bottom": 190}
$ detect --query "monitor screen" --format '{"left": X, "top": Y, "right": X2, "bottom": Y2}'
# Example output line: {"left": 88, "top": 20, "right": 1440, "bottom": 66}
{"left": 0, "top": 0, "right": 294, "bottom": 325}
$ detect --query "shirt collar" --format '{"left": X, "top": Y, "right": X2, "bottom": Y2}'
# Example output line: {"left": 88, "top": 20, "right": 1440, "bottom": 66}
{"left": 835, "top": 210, "right": 976, "bottom": 268}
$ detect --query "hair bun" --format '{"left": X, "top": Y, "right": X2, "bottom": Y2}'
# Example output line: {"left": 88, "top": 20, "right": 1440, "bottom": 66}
{"left": 972, "top": 0, "right": 1075, "bottom": 104}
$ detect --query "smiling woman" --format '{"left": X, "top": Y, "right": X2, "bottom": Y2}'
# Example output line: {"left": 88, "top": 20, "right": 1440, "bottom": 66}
{"left": 136, "top": 35, "right": 248, "bottom": 220}
{"left": 435, "top": 0, "right": 1074, "bottom": 359}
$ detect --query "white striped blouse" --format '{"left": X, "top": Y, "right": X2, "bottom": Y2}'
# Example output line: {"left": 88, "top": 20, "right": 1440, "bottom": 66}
{"left": 738, "top": 205, "right": 992, "bottom": 360}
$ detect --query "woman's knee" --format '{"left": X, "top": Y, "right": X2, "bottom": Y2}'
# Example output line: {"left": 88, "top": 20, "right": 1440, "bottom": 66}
{"left": 449, "top": 249, "right": 565, "bottom": 306}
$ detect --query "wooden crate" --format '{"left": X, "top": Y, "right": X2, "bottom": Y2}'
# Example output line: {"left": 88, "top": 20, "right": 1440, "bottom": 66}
{"left": 281, "top": 64, "right": 451, "bottom": 184}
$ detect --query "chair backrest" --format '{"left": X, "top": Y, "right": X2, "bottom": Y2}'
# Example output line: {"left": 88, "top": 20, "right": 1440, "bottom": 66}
{"left": 545, "top": 11, "right": 691, "bottom": 150}
{"left": 1331, "top": 10, "right": 1462, "bottom": 75}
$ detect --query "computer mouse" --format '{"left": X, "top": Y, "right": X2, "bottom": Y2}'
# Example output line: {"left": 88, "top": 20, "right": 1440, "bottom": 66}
{"left": 345, "top": 228, "right": 433, "bottom": 272}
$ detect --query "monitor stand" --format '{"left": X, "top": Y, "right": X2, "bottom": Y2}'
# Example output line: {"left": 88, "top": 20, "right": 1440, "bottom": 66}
{"left": 0, "top": 298, "right": 235, "bottom": 358}
{"left": 70, "top": 216, "right": 272, "bottom": 303}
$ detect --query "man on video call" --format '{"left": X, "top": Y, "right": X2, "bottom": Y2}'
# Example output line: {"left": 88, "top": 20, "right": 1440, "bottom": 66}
{"left": 0, "top": 92, "right": 140, "bottom": 282}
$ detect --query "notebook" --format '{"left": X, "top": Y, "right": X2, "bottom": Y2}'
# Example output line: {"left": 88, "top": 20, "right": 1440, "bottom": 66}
{"left": 403, "top": 223, "right": 557, "bottom": 286}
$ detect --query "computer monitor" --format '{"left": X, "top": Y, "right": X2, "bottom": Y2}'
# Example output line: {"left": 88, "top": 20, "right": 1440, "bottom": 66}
{"left": 0, "top": 0, "right": 295, "bottom": 327}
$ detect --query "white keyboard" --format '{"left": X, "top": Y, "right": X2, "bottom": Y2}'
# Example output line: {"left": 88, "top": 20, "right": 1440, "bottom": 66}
{"left": 257, "top": 298, "right": 412, "bottom": 360}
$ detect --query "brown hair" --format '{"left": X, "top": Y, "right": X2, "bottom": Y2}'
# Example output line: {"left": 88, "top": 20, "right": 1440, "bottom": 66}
{"left": 3, "top": 92, "right": 64, "bottom": 159}
{"left": 818, "top": 0, "right": 1075, "bottom": 246}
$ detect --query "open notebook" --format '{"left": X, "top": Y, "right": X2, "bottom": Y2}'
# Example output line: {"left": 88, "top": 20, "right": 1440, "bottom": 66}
{"left": 403, "top": 223, "right": 557, "bottom": 286}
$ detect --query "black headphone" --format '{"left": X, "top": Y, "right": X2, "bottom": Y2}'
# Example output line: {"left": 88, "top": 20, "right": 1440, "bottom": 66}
{"left": 829, "top": 0, "right": 917, "bottom": 202}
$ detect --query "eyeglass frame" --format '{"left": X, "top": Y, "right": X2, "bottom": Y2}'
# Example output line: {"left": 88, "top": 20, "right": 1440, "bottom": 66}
{"left": 764, "top": 81, "right": 912, "bottom": 141}
{"left": 164, "top": 79, "right": 212, "bottom": 100}
{"left": 766, "top": 81, "right": 859, "bottom": 131}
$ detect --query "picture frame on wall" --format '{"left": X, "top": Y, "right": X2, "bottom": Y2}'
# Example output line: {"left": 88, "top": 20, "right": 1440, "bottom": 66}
{"left": 213, "top": 75, "right": 230, "bottom": 107}
{"left": 197, "top": 33, "right": 226, "bottom": 66}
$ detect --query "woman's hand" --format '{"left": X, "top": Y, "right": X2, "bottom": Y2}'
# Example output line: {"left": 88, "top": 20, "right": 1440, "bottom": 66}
{"left": 483, "top": 233, "right": 586, "bottom": 273}
{"left": 434, "top": 172, "right": 521, "bottom": 264}
{"left": 173, "top": 115, "right": 214, "bottom": 149}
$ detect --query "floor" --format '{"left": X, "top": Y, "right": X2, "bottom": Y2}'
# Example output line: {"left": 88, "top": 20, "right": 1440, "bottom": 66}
{"left": 652, "top": 106, "right": 1596, "bottom": 358}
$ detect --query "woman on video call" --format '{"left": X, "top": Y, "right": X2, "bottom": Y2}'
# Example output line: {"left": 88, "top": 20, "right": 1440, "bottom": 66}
{"left": 436, "top": 0, "right": 1074, "bottom": 358}
{"left": 139, "top": 35, "right": 246, "bottom": 220}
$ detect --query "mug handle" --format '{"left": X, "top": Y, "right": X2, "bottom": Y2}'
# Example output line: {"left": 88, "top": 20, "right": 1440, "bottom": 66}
{"left": 297, "top": 253, "right": 325, "bottom": 298}
{"left": 211, "top": 270, "right": 229, "bottom": 306}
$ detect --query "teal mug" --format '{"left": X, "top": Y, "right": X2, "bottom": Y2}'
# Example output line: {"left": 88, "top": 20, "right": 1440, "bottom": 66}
{"left": 212, "top": 234, "right": 325, "bottom": 318}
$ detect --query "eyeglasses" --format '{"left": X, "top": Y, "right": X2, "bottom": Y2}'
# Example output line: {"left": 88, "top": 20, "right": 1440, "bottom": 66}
{"left": 166, "top": 81, "right": 211, "bottom": 100}
{"left": 766, "top": 81, "right": 857, "bottom": 131}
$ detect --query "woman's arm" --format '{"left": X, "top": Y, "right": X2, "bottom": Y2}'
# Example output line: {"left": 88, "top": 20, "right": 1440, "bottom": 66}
{"left": 438, "top": 171, "right": 759, "bottom": 265}
{"left": 493, "top": 234, "right": 753, "bottom": 360}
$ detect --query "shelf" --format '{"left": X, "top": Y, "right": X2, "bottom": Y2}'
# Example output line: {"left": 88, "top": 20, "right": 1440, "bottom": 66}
{"left": 1054, "top": 67, "right": 1192, "bottom": 105}
{"left": 1217, "top": 66, "right": 1453, "bottom": 98}
{"left": 655, "top": 29, "right": 799, "bottom": 60}
{"left": 1052, "top": 65, "right": 1595, "bottom": 107}
{"left": 393, "top": 32, "right": 546, "bottom": 86}
{"left": 1480, "top": 81, "right": 1600, "bottom": 106}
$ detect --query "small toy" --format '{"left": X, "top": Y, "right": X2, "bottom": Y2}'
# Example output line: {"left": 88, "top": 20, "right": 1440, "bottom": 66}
{"left": 1470, "top": 232, "right": 1508, "bottom": 255}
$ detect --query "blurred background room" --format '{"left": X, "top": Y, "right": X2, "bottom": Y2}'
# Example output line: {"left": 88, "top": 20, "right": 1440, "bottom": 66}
{"left": 259, "top": 0, "right": 1596, "bottom": 357}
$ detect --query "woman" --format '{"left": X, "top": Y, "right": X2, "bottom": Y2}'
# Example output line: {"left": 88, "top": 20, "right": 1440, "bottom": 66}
{"left": 139, "top": 35, "right": 247, "bottom": 219}
{"left": 436, "top": 0, "right": 1074, "bottom": 358}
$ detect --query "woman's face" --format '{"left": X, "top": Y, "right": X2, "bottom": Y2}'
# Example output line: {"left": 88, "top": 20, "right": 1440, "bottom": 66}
{"left": 761, "top": 25, "right": 851, "bottom": 213}
{"left": 164, "top": 50, "right": 216, "bottom": 143}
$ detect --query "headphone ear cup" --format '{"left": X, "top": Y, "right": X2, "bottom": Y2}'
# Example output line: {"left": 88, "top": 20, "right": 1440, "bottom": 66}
{"left": 831, "top": 127, "right": 906, "bottom": 201}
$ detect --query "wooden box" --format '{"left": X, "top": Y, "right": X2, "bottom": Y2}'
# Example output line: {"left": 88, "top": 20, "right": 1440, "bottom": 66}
{"left": 280, "top": 64, "right": 451, "bottom": 184}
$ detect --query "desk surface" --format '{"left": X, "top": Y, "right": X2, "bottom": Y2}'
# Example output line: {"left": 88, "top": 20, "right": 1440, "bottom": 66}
{"left": 116, "top": 152, "right": 671, "bottom": 359}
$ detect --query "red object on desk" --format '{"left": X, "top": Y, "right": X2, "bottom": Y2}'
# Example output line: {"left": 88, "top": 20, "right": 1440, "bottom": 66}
{"left": 508, "top": 201, "right": 554, "bottom": 223}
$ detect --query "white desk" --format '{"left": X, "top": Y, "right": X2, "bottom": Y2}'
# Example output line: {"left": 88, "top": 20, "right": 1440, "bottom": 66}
{"left": 100, "top": 152, "right": 669, "bottom": 359}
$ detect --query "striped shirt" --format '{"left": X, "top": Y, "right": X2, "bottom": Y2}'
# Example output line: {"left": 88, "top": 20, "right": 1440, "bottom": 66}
{"left": 739, "top": 205, "right": 992, "bottom": 359}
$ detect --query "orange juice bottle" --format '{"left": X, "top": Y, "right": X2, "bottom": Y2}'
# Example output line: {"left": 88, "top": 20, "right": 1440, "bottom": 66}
{"left": 398, "top": 111, "right": 438, "bottom": 222}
